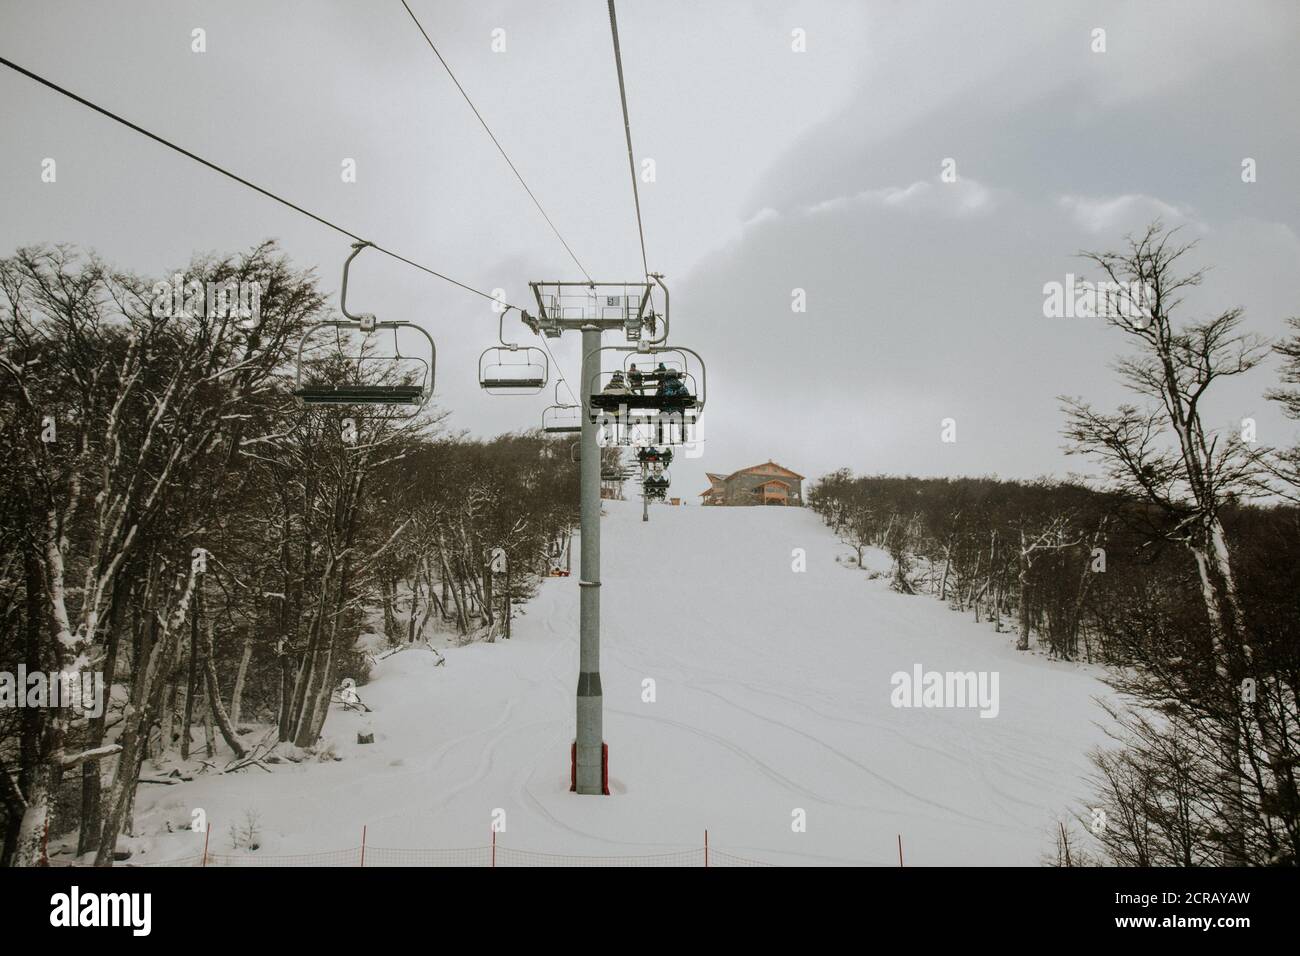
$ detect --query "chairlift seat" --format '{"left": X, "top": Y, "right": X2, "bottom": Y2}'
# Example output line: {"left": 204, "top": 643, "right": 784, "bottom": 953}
{"left": 479, "top": 337, "right": 549, "bottom": 395}
{"left": 294, "top": 384, "right": 426, "bottom": 406}
{"left": 292, "top": 245, "right": 436, "bottom": 416}
{"left": 589, "top": 393, "right": 697, "bottom": 412}
{"left": 482, "top": 376, "right": 547, "bottom": 390}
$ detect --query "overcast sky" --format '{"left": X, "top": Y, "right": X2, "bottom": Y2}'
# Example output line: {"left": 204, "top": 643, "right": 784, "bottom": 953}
{"left": 3, "top": 0, "right": 1298, "bottom": 498}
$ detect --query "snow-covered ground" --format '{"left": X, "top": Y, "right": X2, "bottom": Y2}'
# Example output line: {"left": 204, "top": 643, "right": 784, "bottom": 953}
{"left": 122, "top": 500, "right": 1114, "bottom": 866}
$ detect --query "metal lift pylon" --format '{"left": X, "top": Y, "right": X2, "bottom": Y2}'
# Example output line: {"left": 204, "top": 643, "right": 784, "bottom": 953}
{"left": 523, "top": 275, "right": 668, "bottom": 795}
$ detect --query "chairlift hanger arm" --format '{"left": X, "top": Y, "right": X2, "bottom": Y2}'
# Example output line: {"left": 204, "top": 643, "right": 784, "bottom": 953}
{"left": 644, "top": 273, "right": 669, "bottom": 344}
{"left": 498, "top": 307, "right": 527, "bottom": 349}
{"left": 339, "top": 240, "right": 375, "bottom": 323}
{"left": 478, "top": 323, "right": 549, "bottom": 394}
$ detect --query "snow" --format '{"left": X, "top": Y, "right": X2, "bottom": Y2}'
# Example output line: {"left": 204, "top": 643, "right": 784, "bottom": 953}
{"left": 124, "top": 500, "right": 1114, "bottom": 866}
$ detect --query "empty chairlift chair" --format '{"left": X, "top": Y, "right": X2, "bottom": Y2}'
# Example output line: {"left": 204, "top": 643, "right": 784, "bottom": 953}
{"left": 479, "top": 311, "right": 549, "bottom": 395}
{"left": 541, "top": 382, "right": 583, "bottom": 434}
{"left": 293, "top": 242, "right": 435, "bottom": 415}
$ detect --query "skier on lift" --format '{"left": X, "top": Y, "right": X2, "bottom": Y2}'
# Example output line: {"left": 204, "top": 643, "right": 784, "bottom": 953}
{"left": 657, "top": 365, "right": 688, "bottom": 401}
{"left": 602, "top": 369, "right": 630, "bottom": 395}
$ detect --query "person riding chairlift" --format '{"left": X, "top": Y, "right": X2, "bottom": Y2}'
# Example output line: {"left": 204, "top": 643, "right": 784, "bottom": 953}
{"left": 602, "top": 369, "right": 630, "bottom": 395}
{"left": 656, "top": 364, "right": 688, "bottom": 401}
{"left": 628, "top": 363, "right": 645, "bottom": 394}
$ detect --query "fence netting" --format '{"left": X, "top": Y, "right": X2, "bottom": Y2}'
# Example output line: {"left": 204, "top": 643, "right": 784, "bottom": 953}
{"left": 48, "top": 839, "right": 776, "bottom": 867}
{"left": 494, "top": 846, "right": 703, "bottom": 867}
{"left": 364, "top": 845, "right": 491, "bottom": 867}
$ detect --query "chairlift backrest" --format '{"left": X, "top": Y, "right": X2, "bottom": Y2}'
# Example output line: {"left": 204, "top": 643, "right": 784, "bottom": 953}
{"left": 479, "top": 309, "right": 549, "bottom": 395}
{"left": 293, "top": 243, "right": 436, "bottom": 415}
{"left": 584, "top": 344, "right": 706, "bottom": 447}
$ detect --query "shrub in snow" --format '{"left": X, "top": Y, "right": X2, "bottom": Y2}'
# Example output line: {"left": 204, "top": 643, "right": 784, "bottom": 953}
{"left": 229, "top": 809, "right": 261, "bottom": 852}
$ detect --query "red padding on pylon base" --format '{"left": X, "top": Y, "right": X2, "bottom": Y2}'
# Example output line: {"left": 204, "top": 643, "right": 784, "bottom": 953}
{"left": 570, "top": 741, "right": 610, "bottom": 795}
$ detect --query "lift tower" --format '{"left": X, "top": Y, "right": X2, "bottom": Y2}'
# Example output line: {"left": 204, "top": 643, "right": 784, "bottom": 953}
{"left": 523, "top": 277, "right": 665, "bottom": 794}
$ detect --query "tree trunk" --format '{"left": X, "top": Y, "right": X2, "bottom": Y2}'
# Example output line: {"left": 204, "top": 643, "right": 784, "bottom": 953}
{"left": 95, "top": 568, "right": 198, "bottom": 866}
{"left": 181, "top": 587, "right": 201, "bottom": 760}
{"left": 1190, "top": 535, "right": 1250, "bottom": 866}
{"left": 504, "top": 560, "right": 512, "bottom": 640}
{"left": 161, "top": 675, "right": 178, "bottom": 756}
{"left": 201, "top": 684, "right": 216, "bottom": 759}
{"left": 1016, "top": 532, "right": 1032, "bottom": 651}
{"left": 289, "top": 556, "right": 335, "bottom": 742}
{"left": 78, "top": 575, "right": 130, "bottom": 856}
{"left": 13, "top": 537, "right": 52, "bottom": 866}
{"left": 381, "top": 576, "right": 399, "bottom": 643}
{"left": 483, "top": 561, "right": 495, "bottom": 627}
{"left": 277, "top": 644, "right": 293, "bottom": 740}
{"left": 439, "top": 538, "right": 469, "bottom": 635}
{"left": 13, "top": 772, "right": 55, "bottom": 867}
{"left": 298, "top": 556, "right": 350, "bottom": 747}
{"left": 229, "top": 637, "right": 253, "bottom": 728}
{"left": 406, "top": 572, "right": 420, "bottom": 643}
{"left": 203, "top": 655, "right": 247, "bottom": 759}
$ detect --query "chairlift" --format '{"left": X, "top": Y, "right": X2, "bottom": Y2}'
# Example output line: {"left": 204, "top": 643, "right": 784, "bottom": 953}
{"left": 584, "top": 343, "right": 705, "bottom": 447}
{"left": 635, "top": 446, "right": 673, "bottom": 466}
{"left": 293, "top": 242, "right": 435, "bottom": 415}
{"left": 541, "top": 381, "right": 582, "bottom": 434}
{"left": 586, "top": 344, "right": 705, "bottom": 417}
{"left": 479, "top": 310, "right": 549, "bottom": 395}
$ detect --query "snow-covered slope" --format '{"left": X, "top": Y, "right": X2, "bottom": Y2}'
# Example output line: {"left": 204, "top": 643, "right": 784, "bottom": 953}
{"left": 130, "top": 500, "right": 1112, "bottom": 865}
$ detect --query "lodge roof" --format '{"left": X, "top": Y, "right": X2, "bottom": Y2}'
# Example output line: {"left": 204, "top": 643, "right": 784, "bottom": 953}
{"left": 723, "top": 460, "right": 805, "bottom": 481}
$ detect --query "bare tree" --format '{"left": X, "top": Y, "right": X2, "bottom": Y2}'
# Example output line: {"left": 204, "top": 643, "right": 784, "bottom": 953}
{"left": 1264, "top": 316, "right": 1300, "bottom": 498}
{"left": 1060, "top": 221, "right": 1271, "bottom": 863}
